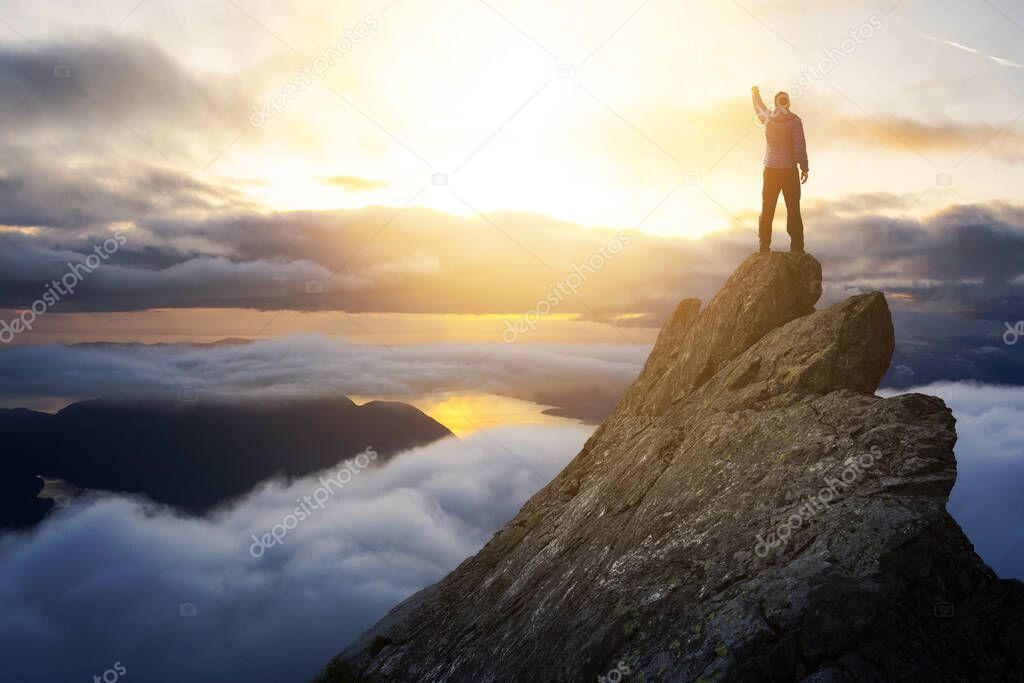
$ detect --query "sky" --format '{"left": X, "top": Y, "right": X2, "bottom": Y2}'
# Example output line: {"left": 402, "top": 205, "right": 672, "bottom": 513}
{"left": 0, "top": 0, "right": 1022, "bottom": 354}
{"left": 0, "top": 0, "right": 1015, "bottom": 229}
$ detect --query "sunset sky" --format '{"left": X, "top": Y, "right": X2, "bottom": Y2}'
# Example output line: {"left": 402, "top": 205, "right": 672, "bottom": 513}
{"left": 0, "top": 0, "right": 1022, "bottom": 415}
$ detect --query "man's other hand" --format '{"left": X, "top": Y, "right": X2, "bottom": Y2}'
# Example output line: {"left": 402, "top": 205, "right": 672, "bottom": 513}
{"left": 801, "top": 169, "right": 810, "bottom": 184}
{"left": 752, "top": 86, "right": 759, "bottom": 94}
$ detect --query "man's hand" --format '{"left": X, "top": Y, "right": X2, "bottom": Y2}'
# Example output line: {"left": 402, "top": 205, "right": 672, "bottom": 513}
{"left": 752, "top": 86, "right": 759, "bottom": 94}
{"left": 801, "top": 169, "right": 809, "bottom": 184}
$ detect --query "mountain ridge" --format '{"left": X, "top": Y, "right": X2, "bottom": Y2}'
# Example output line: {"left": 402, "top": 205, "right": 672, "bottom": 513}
{"left": 323, "top": 252, "right": 1024, "bottom": 682}
{"left": 0, "top": 395, "right": 453, "bottom": 529}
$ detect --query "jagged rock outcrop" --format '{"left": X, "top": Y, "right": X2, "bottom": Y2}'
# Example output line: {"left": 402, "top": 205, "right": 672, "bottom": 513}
{"left": 322, "top": 253, "right": 1024, "bottom": 682}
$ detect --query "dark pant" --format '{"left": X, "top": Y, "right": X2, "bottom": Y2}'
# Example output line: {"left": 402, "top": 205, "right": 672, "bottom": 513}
{"left": 759, "top": 167, "right": 803, "bottom": 251}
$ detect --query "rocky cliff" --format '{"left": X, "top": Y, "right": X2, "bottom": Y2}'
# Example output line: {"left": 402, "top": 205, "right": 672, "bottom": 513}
{"left": 321, "top": 253, "right": 1024, "bottom": 682}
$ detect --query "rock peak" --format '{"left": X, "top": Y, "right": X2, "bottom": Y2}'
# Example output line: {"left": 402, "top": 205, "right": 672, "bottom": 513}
{"left": 321, "top": 253, "right": 1024, "bottom": 683}
{"left": 622, "top": 252, "right": 831, "bottom": 420}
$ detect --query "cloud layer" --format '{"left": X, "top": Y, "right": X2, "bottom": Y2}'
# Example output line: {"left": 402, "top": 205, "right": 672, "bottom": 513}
{"left": 0, "top": 335, "right": 646, "bottom": 421}
{"left": 1, "top": 384, "right": 1022, "bottom": 681}
{"left": 0, "top": 424, "right": 590, "bottom": 683}
{"left": 2, "top": 196, "right": 1022, "bottom": 340}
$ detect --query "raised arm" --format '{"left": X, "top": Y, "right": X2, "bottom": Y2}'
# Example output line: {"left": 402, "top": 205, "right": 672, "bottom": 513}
{"left": 752, "top": 86, "right": 769, "bottom": 125}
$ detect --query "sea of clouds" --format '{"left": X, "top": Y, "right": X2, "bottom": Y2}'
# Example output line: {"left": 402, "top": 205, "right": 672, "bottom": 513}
{"left": 0, "top": 335, "right": 646, "bottom": 421}
{"left": 0, "top": 424, "right": 589, "bottom": 682}
{"left": 0, "top": 383, "right": 1022, "bottom": 682}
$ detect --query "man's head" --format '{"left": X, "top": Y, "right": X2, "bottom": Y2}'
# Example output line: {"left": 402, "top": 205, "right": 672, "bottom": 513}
{"left": 774, "top": 91, "right": 791, "bottom": 109}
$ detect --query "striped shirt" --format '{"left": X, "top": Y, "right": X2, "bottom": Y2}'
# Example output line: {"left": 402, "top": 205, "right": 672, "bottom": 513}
{"left": 753, "top": 93, "right": 809, "bottom": 171}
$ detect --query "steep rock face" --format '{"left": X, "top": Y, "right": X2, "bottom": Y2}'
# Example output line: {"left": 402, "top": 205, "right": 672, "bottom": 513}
{"left": 325, "top": 253, "right": 1024, "bottom": 682}
{"left": 624, "top": 253, "right": 822, "bottom": 420}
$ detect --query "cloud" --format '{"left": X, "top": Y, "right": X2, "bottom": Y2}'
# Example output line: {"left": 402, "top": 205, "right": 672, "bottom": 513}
{"left": 883, "top": 328, "right": 1024, "bottom": 389}
{"left": 591, "top": 96, "right": 1024, "bottom": 177}
{"left": 2, "top": 198, "right": 1021, "bottom": 320}
{"left": 1, "top": 313, "right": 1021, "bottom": 428}
{"left": 0, "top": 38, "right": 261, "bottom": 241}
{"left": 367, "top": 252, "right": 441, "bottom": 276}
{"left": 0, "top": 147, "right": 256, "bottom": 233}
{"left": 0, "top": 37, "right": 252, "bottom": 165}
{"left": 1, "top": 198, "right": 1023, "bottom": 411}
{"left": 2, "top": 197, "right": 1021, "bottom": 365}
{"left": 0, "top": 424, "right": 590, "bottom": 683}
{"left": 0, "top": 336, "right": 647, "bottom": 422}
{"left": 827, "top": 112, "right": 1024, "bottom": 163}
{"left": 0, "top": 203, "right": 753, "bottom": 320}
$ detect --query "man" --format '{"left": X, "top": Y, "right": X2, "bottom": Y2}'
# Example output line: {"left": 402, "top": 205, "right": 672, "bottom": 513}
{"left": 752, "top": 86, "right": 808, "bottom": 253}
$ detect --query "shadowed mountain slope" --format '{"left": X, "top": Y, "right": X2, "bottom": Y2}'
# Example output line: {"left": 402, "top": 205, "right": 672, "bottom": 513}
{"left": 0, "top": 396, "right": 452, "bottom": 529}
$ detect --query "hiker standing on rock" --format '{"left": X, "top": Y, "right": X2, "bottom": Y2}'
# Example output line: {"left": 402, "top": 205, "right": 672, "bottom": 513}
{"left": 752, "top": 86, "right": 808, "bottom": 254}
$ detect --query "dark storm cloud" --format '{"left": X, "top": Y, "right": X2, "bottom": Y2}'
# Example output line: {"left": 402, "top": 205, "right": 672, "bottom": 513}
{"left": 0, "top": 148, "right": 255, "bottom": 231}
{"left": 810, "top": 202, "right": 1024, "bottom": 323}
{"left": 0, "top": 36, "right": 250, "bottom": 160}
{"left": 1, "top": 200, "right": 1022, "bottom": 354}
{"left": 0, "top": 204, "right": 734, "bottom": 316}
{"left": 883, "top": 329, "right": 1024, "bottom": 389}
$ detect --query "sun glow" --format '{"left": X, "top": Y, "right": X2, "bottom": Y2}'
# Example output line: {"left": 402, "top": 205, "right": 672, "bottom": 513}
{"left": 204, "top": 0, "right": 785, "bottom": 241}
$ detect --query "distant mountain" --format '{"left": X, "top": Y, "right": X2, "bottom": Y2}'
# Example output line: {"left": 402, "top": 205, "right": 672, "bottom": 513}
{"left": 70, "top": 337, "right": 254, "bottom": 349}
{"left": 0, "top": 408, "right": 55, "bottom": 528}
{"left": 0, "top": 396, "right": 452, "bottom": 530}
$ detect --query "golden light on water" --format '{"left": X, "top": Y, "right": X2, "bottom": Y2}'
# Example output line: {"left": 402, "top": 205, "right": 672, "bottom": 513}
{"left": 350, "top": 392, "right": 581, "bottom": 436}
{"left": 420, "top": 393, "right": 580, "bottom": 436}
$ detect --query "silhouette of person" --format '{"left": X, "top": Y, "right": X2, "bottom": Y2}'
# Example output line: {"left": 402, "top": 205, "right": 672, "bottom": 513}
{"left": 752, "top": 86, "right": 808, "bottom": 253}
